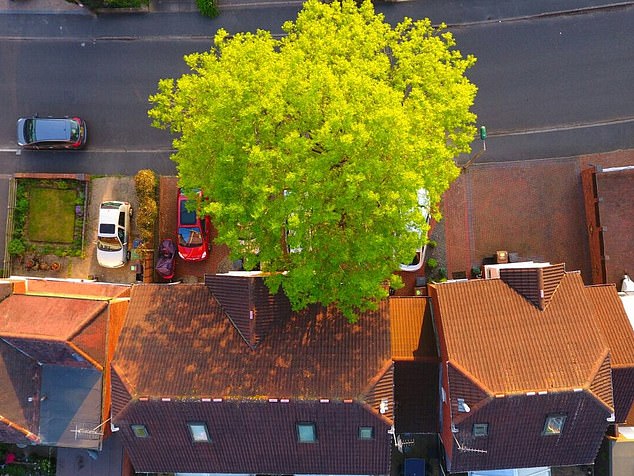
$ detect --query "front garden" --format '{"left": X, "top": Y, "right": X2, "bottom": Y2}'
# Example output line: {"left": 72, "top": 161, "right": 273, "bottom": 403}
{"left": 8, "top": 178, "right": 87, "bottom": 273}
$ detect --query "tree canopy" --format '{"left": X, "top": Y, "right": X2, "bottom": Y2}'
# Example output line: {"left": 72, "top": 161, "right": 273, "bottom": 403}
{"left": 149, "top": 0, "right": 477, "bottom": 321}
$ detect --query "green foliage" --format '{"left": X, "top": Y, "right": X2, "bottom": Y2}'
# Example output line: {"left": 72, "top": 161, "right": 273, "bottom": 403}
{"left": 12, "top": 179, "right": 85, "bottom": 257}
{"left": 426, "top": 257, "right": 438, "bottom": 269}
{"left": 135, "top": 169, "right": 157, "bottom": 200}
{"left": 134, "top": 170, "right": 158, "bottom": 249}
{"left": 7, "top": 239, "right": 26, "bottom": 257}
{"left": 80, "top": 0, "right": 149, "bottom": 9}
{"left": 28, "top": 188, "right": 77, "bottom": 243}
{"left": 149, "top": 0, "right": 477, "bottom": 320}
{"left": 196, "top": 0, "right": 218, "bottom": 18}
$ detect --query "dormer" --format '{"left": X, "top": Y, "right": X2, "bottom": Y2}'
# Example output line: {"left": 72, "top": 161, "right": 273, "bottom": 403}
{"left": 205, "top": 272, "right": 291, "bottom": 348}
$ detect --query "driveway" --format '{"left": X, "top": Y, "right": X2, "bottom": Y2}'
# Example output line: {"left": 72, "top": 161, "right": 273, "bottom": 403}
{"left": 157, "top": 176, "right": 231, "bottom": 282}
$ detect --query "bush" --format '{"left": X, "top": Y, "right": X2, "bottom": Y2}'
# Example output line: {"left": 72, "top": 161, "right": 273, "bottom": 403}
{"left": 426, "top": 257, "right": 438, "bottom": 269}
{"left": 135, "top": 171, "right": 158, "bottom": 249}
{"left": 134, "top": 169, "right": 157, "bottom": 200}
{"left": 8, "top": 239, "right": 26, "bottom": 257}
{"left": 137, "top": 200, "right": 157, "bottom": 230}
{"left": 196, "top": 0, "right": 218, "bottom": 18}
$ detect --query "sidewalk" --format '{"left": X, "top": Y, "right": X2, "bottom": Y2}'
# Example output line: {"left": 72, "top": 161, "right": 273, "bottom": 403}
{"left": 2, "top": 0, "right": 633, "bottom": 20}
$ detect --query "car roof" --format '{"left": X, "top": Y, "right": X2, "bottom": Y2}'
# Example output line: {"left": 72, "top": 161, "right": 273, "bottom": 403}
{"left": 32, "top": 118, "right": 74, "bottom": 142}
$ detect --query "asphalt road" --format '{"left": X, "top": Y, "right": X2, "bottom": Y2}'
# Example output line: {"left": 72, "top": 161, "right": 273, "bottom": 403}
{"left": 452, "top": 6, "right": 634, "bottom": 162}
{"left": 1, "top": 4, "right": 633, "bottom": 169}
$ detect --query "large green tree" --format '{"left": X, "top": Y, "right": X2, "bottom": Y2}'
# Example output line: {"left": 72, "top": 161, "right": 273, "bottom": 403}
{"left": 149, "top": 0, "right": 477, "bottom": 321}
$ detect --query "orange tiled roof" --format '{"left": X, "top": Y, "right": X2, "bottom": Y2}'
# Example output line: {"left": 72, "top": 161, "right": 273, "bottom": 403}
{"left": 431, "top": 272, "right": 610, "bottom": 395}
{"left": 15, "top": 278, "right": 130, "bottom": 298}
{"left": 0, "top": 294, "right": 107, "bottom": 340}
{"left": 389, "top": 296, "right": 436, "bottom": 361}
{"left": 585, "top": 284, "right": 634, "bottom": 367}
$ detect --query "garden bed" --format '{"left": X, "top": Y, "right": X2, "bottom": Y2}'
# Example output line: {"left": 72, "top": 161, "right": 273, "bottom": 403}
{"left": 9, "top": 178, "right": 88, "bottom": 266}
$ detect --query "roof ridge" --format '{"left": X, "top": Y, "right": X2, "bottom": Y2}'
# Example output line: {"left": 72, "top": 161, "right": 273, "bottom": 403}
{"left": 360, "top": 360, "right": 393, "bottom": 399}
{"left": 0, "top": 415, "right": 40, "bottom": 444}
{"left": 66, "top": 341, "right": 103, "bottom": 371}
{"left": 448, "top": 359, "right": 492, "bottom": 397}
{"left": 67, "top": 302, "right": 108, "bottom": 341}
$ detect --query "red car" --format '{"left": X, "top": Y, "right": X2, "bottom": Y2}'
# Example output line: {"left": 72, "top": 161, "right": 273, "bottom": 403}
{"left": 177, "top": 189, "right": 211, "bottom": 261}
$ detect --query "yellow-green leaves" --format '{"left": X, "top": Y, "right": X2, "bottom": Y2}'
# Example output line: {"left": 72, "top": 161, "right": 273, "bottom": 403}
{"left": 148, "top": 0, "right": 477, "bottom": 322}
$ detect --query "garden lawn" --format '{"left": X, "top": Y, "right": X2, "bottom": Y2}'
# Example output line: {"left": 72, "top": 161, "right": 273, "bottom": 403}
{"left": 28, "top": 188, "right": 77, "bottom": 243}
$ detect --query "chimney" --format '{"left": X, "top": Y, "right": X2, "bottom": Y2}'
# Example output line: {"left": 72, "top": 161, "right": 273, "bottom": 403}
{"left": 500, "top": 263, "right": 566, "bottom": 310}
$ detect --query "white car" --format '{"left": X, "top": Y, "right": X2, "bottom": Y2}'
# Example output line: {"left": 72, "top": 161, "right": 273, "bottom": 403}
{"left": 400, "top": 189, "right": 431, "bottom": 272}
{"left": 97, "top": 201, "right": 132, "bottom": 268}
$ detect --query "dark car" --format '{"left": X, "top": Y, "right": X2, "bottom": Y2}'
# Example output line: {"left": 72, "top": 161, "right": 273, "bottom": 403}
{"left": 177, "top": 188, "right": 211, "bottom": 261}
{"left": 17, "top": 116, "right": 87, "bottom": 149}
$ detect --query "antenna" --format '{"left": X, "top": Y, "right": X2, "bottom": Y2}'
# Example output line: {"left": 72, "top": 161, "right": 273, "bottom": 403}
{"left": 452, "top": 433, "right": 487, "bottom": 454}
{"left": 70, "top": 421, "right": 106, "bottom": 441}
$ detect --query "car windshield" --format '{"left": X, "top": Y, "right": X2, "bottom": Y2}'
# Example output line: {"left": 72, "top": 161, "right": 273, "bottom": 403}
{"left": 179, "top": 227, "right": 203, "bottom": 247}
{"left": 99, "top": 223, "right": 116, "bottom": 234}
{"left": 98, "top": 236, "right": 122, "bottom": 252}
{"left": 24, "top": 119, "right": 35, "bottom": 143}
{"left": 69, "top": 121, "right": 80, "bottom": 141}
{"left": 179, "top": 199, "right": 198, "bottom": 225}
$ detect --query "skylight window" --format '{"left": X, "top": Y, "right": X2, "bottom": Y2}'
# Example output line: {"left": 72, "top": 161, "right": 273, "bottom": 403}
{"left": 131, "top": 424, "right": 148, "bottom": 438}
{"left": 473, "top": 423, "right": 488, "bottom": 437}
{"left": 358, "top": 426, "right": 374, "bottom": 440}
{"left": 188, "top": 422, "right": 211, "bottom": 442}
{"left": 297, "top": 422, "right": 317, "bottom": 443}
{"left": 543, "top": 415, "right": 566, "bottom": 435}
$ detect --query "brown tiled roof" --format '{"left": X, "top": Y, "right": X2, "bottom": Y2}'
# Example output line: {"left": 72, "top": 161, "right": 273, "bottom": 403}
{"left": 115, "top": 399, "right": 391, "bottom": 475}
{"left": 113, "top": 283, "right": 391, "bottom": 400}
{"left": 585, "top": 284, "right": 634, "bottom": 367}
{"left": 499, "top": 263, "right": 565, "bottom": 310}
{"left": 447, "top": 389, "right": 612, "bottom": 472}
{"left": 205, "top": 273, "right": 291, "bottom": 348}
{"left": 389, "top": 297, "right": 436, "bottom": 361}
{"left": 431, "top": 272, "right": 610, "bottom": 395}
{"left": 432, "top": 271, "right": 619, "bottom": 472}
{"left": 112, "top": 283, "right": 393, "bottom": 475}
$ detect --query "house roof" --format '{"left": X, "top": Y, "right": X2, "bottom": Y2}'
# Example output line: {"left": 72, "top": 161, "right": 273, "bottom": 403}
{"left": 0, "top": 278, "right": 127, "bottom": 448}
{"left": 8, "top": 277, "right": 130, "bottom": 299}
{"left": 0, "top": 340, "right": 40, "bottom": 439}
{"left": 112, "top": 283, "right": 391, "bottom": 401}
{"left": 389, "top": 296, "right": 436, "bottom": 361}
{"left": 431, "top": 270, "right": 622, "bottom": 472}
{"left": 431, "top": 271, "right": 611, "bottom": 396}
{"left": 112, "top": 282, "right": 393, "bottom": 475}
{"left": 0, "top": 294, "right": 107, "bottom": 342}
{"left": 585, "top": 284, "right": 634, "bottom": 422}
{"left": 585, "top": 284, "right": 634, "bottom": 368}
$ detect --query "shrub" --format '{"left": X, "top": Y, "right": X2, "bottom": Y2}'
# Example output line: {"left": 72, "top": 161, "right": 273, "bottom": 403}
{"left": 196, "top": 0, "right": 218, "bottom": 18}
{"left": 8, "top": 239, "right": 26, "bottom": 256}
{"left": 137, "top": 200, "right": 157, "bottom": 230}
{"left": 426, "top": 257, "right": 438, "bottom": 269}
{"left": 134, "top": 169, "right": 157, "bottom": 200}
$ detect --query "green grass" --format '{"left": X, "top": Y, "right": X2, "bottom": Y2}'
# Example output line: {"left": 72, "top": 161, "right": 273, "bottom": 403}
{"left": 28, "top": 188, "right": 77, "bottom": 243}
